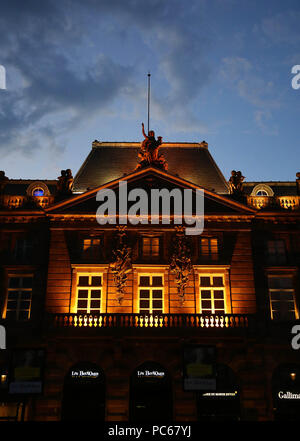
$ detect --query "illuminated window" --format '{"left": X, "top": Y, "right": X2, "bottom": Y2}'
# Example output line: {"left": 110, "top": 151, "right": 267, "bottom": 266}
{"left": 76, "top": 274, "right": 102, "bottom": 314}
{"left": 32, "top": 187, "right": 44, "bottom": 197}
{"left": 5, "top": 276, "right": 33, "bottom": 320}
{"left": 142, "top": 237, "right": 160, "bottom": 258}
{"left": 199, "top": 275, "right": 225, "bottom": 314}
{"left": 268, "top": 275, "right": 297, "bottom": 321}
{"left": 266, "top": 240, "right": 286, "bottom": 264}
{"left": 138, "top": 275, "right": 163, "bottom": 315}
{"left": 199, "top": 237, "right": 218, "bottom": 260}
{"left": 82, "top": 237, "right": 101, "bottom": 260}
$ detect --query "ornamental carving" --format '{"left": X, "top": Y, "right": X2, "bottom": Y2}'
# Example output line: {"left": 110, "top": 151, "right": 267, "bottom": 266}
{"left": 110, "top": 226, "right": 132, "bottom": 304}
{"left": 136, "top": 123, "right": 167, "bottom": 171}
{"left": 170, "top": 227, "right": 192, "bottom": 305}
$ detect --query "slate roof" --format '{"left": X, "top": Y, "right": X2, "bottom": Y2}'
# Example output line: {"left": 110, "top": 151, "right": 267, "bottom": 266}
{"left": 73, "top": 142, "right": 230, "bottom": 194}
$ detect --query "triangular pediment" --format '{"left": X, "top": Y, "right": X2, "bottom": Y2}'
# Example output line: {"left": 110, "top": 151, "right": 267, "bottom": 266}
{"left": 46, "top": 167, "right": 255, "bottom": 216}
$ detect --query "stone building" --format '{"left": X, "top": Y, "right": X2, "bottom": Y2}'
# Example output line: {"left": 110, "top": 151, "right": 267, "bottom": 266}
{"left": 0, "top": 136, "right": 299, "bottom": 421}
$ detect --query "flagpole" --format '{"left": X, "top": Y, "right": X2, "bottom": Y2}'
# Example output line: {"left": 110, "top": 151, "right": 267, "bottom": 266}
{"left": 147, "top": 72, "right": 151, "bottom": 134}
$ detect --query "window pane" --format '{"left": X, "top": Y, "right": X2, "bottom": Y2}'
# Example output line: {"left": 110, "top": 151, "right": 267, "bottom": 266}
{"left": 152, "top": 276, "right": 163, "bottom": 287}
{"left": 22, "top": 277, "right": 33, "bottom": 288}
{"left": 153, "top": 300, "right": 163, "bottom": 308}
{"left": 202, "top": 300, "right": 212, "bottom": 309}
{"left": 90, "top": 300, "right": 101, "bottom": 309}
{"left": 78, "top": 276, "right": 89, "bottom": 286}
{"left": 78, "top": 289, "right": 88, "bottom": 298}
{"left": 77, "top": 300, "right": 88, "bottom": 309}
{"left": 200, "top": 277, "right": 210, "bottom": 287}
{"left": 139, "top": 289, "right": 150, "bottom": 298}
{"left": 90, "top": 290, "right": 101, "bottom": 298}
{"left": 140, "top": 276, "right": 150, "bottom": 287}
{"left": 8, "top": 277, "right": 20, "bottom": 288}
{"left": 201, "top": 290, "right": 211, "bottom": 299}
{"left": 215, "top": 300, "right": 225, "bottom": 309}
{"left": 214, "top": 290, "right": 224, "bottom": 299}
{"left": 91, "top": 276, "right": 102, "bottom": 286}
{"left": 212, "top": 277, "right": 223, "bottom": 287}
{"left": 140, "top": 300, "right": 150, "bottom": 308}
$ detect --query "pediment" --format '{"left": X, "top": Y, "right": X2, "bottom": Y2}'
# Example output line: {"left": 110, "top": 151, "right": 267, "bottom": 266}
{"left": 46, "top": 167, "right": 255, "bottom": 216}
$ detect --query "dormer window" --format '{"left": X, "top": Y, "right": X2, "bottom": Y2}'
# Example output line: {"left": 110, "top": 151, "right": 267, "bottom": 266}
{"left": 256, "top": 190, "right": 268, "bottom": 196}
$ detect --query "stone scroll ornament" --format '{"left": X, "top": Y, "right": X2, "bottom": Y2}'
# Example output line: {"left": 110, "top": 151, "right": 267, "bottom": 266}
{"left": 170, "top": 227, "right": 193, "bottom": 305}
{"left": 110, "top": 226, "right": 132, "bottom": 305}
{"left": 135, "top": 123, "right": 168, "bottom": 171}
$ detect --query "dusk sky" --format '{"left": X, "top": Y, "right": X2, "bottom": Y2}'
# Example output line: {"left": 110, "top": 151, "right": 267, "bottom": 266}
{"left": 0, "top": 0, "right": 299, "bottom": 182}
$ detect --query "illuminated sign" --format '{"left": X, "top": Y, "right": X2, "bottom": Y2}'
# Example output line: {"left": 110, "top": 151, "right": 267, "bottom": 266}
{"left": 71, "top": 370, "right": 99, "bottom": 379}
{"left": 278, "top": 391, "right": 300, "bottom": 400}
{"left": 202, "top": 391, "right": 238, "bottom": 398}
{"left": 137, "top": 370, "right": 165, "bottom": 379}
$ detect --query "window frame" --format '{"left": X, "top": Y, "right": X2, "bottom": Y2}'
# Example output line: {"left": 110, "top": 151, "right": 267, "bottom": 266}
{"left": 71, "top": 267, "right": 108, "bottom": 314}
{"left": 138, "top": 273, "right": 164, "bottom": 315}
{"left": 198, "top": 274, "right": 226, "bottom": 314}
{"left": 80, "top": 235, "right": 103, "bottom": 261}
{"left": 3, "top": 274, "right": 34, "bottom": 321}
{"left": 194, "top": 267, "right": 231, "bottom": 315}
{"left": 267, "top": 274, "right": 299, "bottom": 321}
{"left": 140, "top": 235, "right": 161, "bottom": 260}
{"left": 199, "top": 237, "right": 219, "bottom": 261}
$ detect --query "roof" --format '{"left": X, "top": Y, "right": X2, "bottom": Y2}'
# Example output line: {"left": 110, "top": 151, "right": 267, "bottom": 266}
{"left": 73, "top": 141, "right": 230, "bottom": 194}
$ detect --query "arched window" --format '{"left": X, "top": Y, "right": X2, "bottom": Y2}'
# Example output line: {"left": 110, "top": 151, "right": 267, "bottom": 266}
{"left": 251, "top": 184, "right": 274, "bottom": 197}
{"left": 256, "top": 190, "right": 268, "bottom": 196}
{"left": 32, "top": 187, "right": 45, "bottom": 197}
{"left": 129, "top": 361, "right": 172, "bottom": 422}
{"left": 61, "top": 362, "right": 105, "bottom": 421}
{"left": 26, "top": 182, "right": 50, "bottom": 197}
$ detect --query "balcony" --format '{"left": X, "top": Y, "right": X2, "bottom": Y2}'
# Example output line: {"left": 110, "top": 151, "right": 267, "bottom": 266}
{"left": 47, "top": 313, "right": 254, "bottom": 336}
{"left": 0, "top": 195, "right": 54, "bottom": 210}
{"left": 247, "top": 195, "right": 300, "bottom": 211}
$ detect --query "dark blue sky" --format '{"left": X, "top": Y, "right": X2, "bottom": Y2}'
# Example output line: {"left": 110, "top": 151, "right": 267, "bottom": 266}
{"left": 0, "top": 0, "right": 299, "bottom": 182}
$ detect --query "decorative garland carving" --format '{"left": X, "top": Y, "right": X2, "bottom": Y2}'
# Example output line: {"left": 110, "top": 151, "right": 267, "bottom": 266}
{"left": 110, "top": 226, "right": 132, "bottom": 304}
{"left": 170, "top": 227, "right": 192, "bottom": 305}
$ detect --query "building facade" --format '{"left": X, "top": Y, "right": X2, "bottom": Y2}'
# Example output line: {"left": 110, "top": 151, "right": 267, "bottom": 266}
{"left": 0, "top": 138, "right": 300, "bottom": 421}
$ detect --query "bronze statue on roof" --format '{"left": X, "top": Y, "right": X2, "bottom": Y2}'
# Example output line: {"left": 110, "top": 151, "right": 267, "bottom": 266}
{"left": 228, "top": 170, "right": 245, "bottom": 196}
{"left": 136, "top": 123, "right": 167, "bottom": 171}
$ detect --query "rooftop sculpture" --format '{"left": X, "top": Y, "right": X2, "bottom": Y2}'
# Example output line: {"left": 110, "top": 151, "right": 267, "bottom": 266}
{"left": 136, "top": 123, "right": 167, "bottom": 171}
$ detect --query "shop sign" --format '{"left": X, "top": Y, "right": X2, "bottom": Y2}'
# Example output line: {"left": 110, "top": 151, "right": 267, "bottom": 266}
{"left": 71, "top": 370, "right": 100, "bottom": 379}
{"left": 278, "top": 391, "right": 300, "bottom": 400}
{"left": 137, "top": 370, "right": 165, "bottom": 379}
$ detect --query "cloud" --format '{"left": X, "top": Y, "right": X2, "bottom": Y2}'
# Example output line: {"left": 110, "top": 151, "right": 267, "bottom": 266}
{"left": 220, "top": 56, "right": 282, "bottom": 134}
{"left": 260, "top": 10, "right": 300, "bottom": 45}
{"left": 0, "top": 0, "right": 212, "bottom": 158}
